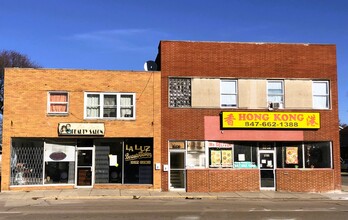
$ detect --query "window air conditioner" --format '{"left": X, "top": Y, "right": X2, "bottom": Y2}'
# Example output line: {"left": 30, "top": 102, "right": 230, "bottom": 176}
{"left": 270, "top": 102, "right": 281, "bottom": 109}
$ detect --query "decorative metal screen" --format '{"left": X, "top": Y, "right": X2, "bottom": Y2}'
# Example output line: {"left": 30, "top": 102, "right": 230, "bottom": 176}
{"left": 11, "top": 140, "right": 44, "bottom": 185}
{"left": 169, "top": 78, "right": 191, "bottom": 107}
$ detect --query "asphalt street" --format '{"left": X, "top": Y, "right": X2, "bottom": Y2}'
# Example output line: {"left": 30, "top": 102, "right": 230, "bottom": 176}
{"left": 0, "top": 173, "right": 347, "bottom": 219}
{"left": 0, "top": 198, "right": 348, "bottom": 220}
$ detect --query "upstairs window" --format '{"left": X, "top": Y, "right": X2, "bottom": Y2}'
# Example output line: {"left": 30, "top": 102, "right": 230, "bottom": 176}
{"left": 312, "top": 81, "right": 329, "bottom": 109}
{"left": 267, "top": 80, "right": 284, "bottom": 107}
{"left": 169, "top": 78, "right": 191, "bottom": 107}
{"left": 85, "top": 92, "right": 135, "bottom": 119}
{"left": 48, "top": 92, "right": 69, "bottom": 114}
{"left": 220, "top": 80, "right": 237, "bottom": 108}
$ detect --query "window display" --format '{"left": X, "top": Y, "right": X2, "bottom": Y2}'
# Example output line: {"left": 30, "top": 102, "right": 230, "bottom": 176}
{"left": 208, "top": 141, "right": 233, "bottom": 168}
{"left": 11, "top": 139, "right": 44, "bottom": 185}
{"left": 233, "top": 142, "right": 257, "bottom": 168}
{"left": 95, "top": 138, "right": 153, "bottom": 184}
{"left": 186, "top": 141, "right": 205, "bottom": 168}
{"left": 44, "top": 141, "right": 75, "bottom": 184}
{"left": 304, "top": 142, "right": 331, "bottom": 168}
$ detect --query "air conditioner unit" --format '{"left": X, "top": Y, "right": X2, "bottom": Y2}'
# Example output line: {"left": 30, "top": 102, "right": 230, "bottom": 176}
{"left": 270, "top": 102, "right": 281, "bottom": 109}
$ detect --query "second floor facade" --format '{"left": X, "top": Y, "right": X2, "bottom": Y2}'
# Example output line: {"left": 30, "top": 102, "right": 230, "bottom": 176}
{"left": 2, "top": 68, "right": 161, "bottom": 138}
{"left": 168, "top": 77, "right": 330, "bottom": 110}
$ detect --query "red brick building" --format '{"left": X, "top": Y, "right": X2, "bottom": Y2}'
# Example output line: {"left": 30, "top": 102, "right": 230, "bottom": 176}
{"left": 156, "top": 40, "right": 340, "bottom": 192}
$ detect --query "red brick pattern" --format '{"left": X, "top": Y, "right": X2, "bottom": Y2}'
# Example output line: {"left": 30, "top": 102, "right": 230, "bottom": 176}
{"left": 276, "top": 169, "right": 334, "bottom": 192}
{"left": 187, "top": 169, "right": 260, "bottom": 192}
{"left": 158, "top": 41, "right": 340, "bottom": 192}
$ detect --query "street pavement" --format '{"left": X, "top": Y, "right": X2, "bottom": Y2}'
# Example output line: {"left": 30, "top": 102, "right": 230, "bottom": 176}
{"left": 0, "top": 187, "right": 348, "bottom": 202}
{"left": 0, "top": 174, "right": 347, "bottom": 202}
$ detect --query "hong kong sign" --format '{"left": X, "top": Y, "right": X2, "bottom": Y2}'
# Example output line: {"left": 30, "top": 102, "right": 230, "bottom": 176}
{"left": 221, "top": 112, "right": 320, "bottom": 129}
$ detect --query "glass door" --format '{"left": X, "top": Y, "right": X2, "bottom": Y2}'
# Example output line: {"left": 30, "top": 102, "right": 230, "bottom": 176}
{"left": 259, "top": 151, "right": 276, "bottom": 190}
{"left": 169, "top": 151, "right": 186, "bottom": 190}
{"left": 76, "top": 148, "right": 94, "bottom": 187}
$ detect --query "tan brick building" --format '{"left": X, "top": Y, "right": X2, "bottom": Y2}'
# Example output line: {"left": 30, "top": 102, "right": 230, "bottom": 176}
{"left": 1, "top": 68, "right": 161, "bottom": 191}
{"left": 156, "top": 40, "right": 341, "bottom": 192}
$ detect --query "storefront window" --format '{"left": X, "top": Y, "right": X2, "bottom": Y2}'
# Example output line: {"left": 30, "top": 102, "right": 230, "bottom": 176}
{"left": 45, "top": 162, "right": 73, "bottom": 184}
{"left": 187, "top": 141, "right": 205, "bottom": 168}
{"left": 233, "top": 142, "right": 257, "bottom": 168}
{"left": 44, "top": 142, "right": 75, "bottom": 184}
{"left": 124, "top": 138, "right": 153, "bottom": 184}
{"left": 304, "top": 142, "right": 331, "bottom": 168}
{"left": 11, "top": 139, "right": 44, "bottom": 185}
{"left": 208, "top": 141, "right": 233, "bottom": 168}
{"left": 95, "top": 138, "right": 153, "bottom": 184}
{"left": 276, "top": 142, "right": 303, "bottom": 168}
{"left": 95, "top": 140, "right": 123, "bottom": 184}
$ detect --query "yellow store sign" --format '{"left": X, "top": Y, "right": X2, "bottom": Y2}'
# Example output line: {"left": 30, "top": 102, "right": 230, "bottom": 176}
{"left": 221, "top": 112, "right": 320, "bottom": 129}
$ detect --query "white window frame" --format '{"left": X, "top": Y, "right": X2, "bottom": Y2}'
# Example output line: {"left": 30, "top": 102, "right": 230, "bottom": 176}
{"left": 312, "top": 81, "right": 330, "bottom": 109}
{"left": 47, "top": 91, "right": 69, "bottom": 114}
{"left": 267, "top": 80, "right": 284, "bottom": 107}
{"left": 84, "top": 92, "right": 136, "bottom": 120}
{"left": 220, "top": 79, "right": 238, "bottom": 108}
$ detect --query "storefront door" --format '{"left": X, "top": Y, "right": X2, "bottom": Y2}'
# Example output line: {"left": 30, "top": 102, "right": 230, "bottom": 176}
{"left": 169, "top": 151, "right": 186, "bottom": 190}
{"left": 76, "top": 148, "right": 94, "bottom": 187}
{"left": 259, "top": 150, "right": 276, "bottom": 190}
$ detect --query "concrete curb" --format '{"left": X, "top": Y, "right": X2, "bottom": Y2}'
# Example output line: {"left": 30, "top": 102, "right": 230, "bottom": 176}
{"left": 13, "top": 194, "right": 348, "bottom": 201}
{"left": 2, "top": 189, "right": 348, "bottom": 201}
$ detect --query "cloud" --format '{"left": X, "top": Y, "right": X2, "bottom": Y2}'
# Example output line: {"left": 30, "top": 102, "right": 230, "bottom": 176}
{"left": 65, "top": 29, "right": 169, "bottom": 51}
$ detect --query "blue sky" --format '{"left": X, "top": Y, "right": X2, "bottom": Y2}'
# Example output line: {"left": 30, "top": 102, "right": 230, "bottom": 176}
{"left": 0, "top": 0, "right": 347, "bottom": 123}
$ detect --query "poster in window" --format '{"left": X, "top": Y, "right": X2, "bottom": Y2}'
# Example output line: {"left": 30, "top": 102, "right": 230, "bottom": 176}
{"left": 44, "top": 143, "right": 75, "bottom": 162}
{"left": 221, "top": 150, "right": 232, "bottom": 167}
{"left": 210, "top": 150, "right": 221, "bottom": 167}
{"left": 286, "top": 147, "right": 298, "bottom": 164}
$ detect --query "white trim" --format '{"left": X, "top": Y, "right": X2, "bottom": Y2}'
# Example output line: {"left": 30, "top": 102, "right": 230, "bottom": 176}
{"left": 312, "top": 80, "right": 330, "bottom": 109}
{"left": 267, "top": 80, "right": 284, "bottom": 108}
{"left": 330, "top": 141, "right": 333, "bottom": 169}
{"left": 258, "top": 147, "right": 276, "bottom": 191}
{"left": 47, "top": 91, "right": 69, "bottom": 114}
{"left": 220, "top": 79, "right": 238, "bottom": 108}
{"left": 75, "top": 147, "right": 94, "bottom": 188}
{"left": 84, "top": 92, "right": 136, "bottom": 120}
{"left": 168, "top": 141, "right": 186, "bottom": 191}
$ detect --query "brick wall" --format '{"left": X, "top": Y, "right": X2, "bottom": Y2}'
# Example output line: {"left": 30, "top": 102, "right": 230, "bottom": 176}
{"left": 158, "top": 41, "right": 340, "bottom": 192}
{"left": 1, "top": 68, "right": 162, "bottom": 191}
{"left": 276, "top": 169, "right": 334, "bottom": 192}
{"left": 187, "top": 169, "right": 259, "bottom": 192}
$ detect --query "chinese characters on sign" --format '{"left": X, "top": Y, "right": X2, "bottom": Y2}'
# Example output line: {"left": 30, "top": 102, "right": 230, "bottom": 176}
{"left": 221, "top": 112, "right": 320, "bottom": 129}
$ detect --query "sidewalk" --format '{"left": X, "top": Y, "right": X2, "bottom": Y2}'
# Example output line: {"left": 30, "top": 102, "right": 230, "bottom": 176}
{"left": 1, "top": 188, "right": 348, "bottom": 201}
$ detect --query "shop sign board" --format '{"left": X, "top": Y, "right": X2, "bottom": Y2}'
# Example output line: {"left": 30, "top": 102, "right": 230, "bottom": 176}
{"left": 221, "top": 112, "right": 320, "bottom": 129}
{"left": 125, "top": 144, "right": 153, "bottom": 165}
{"left": 58, "top": 123, "right": 105, "bottom": 135}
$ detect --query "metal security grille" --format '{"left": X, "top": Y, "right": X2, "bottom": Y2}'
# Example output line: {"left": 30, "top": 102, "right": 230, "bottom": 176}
{"left": 11, "top": 140, "right": 44, "bottom": 185}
